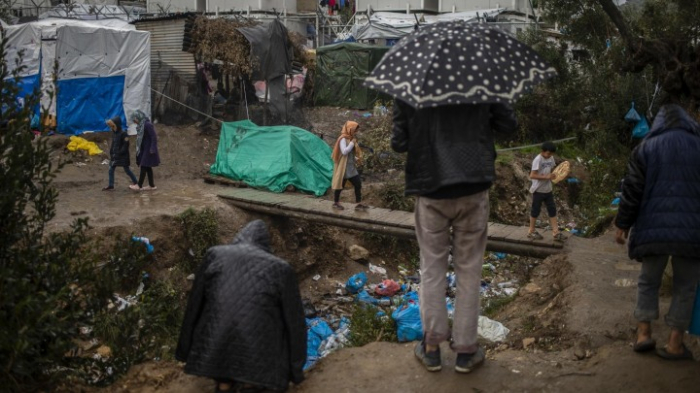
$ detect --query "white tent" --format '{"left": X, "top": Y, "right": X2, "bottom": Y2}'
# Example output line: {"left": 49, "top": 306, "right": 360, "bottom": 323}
{"left": 353, "top": 10, "right": 506, "bottom": 41}
{"left": 4, "top": 19, "right": 150, "bottom": 135}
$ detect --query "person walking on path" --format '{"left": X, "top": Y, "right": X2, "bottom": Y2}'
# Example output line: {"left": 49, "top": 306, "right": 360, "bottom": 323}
{"left": 527, "top": 141, "right": 565, "bottom": 242}
{"left": 176, "top": 220, "right": 307, "bottom": 392}
{"left": 129, "top": 110, "right": 160, "bottom": 191}
{"left": 615, "top": 104, "right": 700, "bottom": 361}
{"left": 102, "top": 116, "right": 138, "bottom": 191}
{"left": 392, "top": 100, "right": 517, "bottom": 373}
{"left": 331, "top": 120, "right": 367, "bottom": 211}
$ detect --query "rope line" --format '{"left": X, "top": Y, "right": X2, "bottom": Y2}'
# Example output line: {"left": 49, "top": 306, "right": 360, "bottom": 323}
{"left": 496, "top": 136, "right": 577, "bottom": 152}
{"left": 150, "top": 88, "right": 223, "bottom": 124}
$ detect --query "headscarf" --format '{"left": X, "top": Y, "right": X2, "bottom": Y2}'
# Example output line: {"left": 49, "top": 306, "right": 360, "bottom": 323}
{"left": 130, "top": 110, "right": 149, "bottom": 156}
{"left": 331, "top": 121, "right": 362, "bottom": 164}
{"left": 106, "top": 116, "right": 122, "bottom": 133}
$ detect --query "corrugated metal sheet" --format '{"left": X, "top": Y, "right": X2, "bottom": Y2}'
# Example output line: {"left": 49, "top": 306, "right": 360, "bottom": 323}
{"left": 135, "top": 18, "right": 198, "bottom": 116}
{"left": 136, "top": 18, "right": 196, "bottom": 86}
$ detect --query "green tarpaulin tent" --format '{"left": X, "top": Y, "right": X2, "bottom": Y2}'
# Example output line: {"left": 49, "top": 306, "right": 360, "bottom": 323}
{"left": 314, "top": 43, "right": 390, "bottom": 109}
{"left": 210, "top": 120, "right": 333, "bottom": 196}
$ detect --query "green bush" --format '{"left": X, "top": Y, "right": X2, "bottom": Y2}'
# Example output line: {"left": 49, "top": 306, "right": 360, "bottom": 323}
{"left": 0, "top": 36, "right": 116, "bottom": 391}
{"left": 178, "top": 207, "right": 219, "bottom": 273}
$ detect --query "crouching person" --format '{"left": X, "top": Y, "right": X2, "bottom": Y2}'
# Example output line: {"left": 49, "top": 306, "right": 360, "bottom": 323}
{"left": 176, "top": 220, "right": 306, "bottom": 392}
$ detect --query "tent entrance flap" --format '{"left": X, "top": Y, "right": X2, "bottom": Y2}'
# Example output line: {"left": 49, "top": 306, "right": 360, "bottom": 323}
{"left": 56, "top": 75, "right": 127, "bottom": 134}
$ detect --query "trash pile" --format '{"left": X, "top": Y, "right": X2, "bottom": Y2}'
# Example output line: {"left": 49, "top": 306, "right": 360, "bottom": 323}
{"left": 304, "top": 252, "right": 519, "bottom": 369}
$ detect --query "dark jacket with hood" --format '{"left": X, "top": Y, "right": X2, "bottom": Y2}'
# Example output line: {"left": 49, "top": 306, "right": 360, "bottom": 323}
{"left": 109, "top": 117, "right": 130, "bottom": 167}
{"left": 615, "top": 104, "right": 700, "bottom": 260}
{"left": 391, "top": 99, "right": 517, "bottom": 196}
{"left": 175, "top": 220, "right": 306, "bottom": 390}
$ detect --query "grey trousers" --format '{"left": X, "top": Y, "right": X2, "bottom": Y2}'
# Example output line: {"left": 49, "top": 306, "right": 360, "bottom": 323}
{"left": 635, "top": 255, "right": 700, "bottom": 330}
{"left": 414, "top": 190, "right": 489, "bottom": 354}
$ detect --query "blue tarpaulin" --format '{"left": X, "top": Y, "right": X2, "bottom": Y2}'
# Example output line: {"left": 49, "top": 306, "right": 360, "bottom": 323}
{"left": 56, "top": 75, "right": 127, "bottom": 135}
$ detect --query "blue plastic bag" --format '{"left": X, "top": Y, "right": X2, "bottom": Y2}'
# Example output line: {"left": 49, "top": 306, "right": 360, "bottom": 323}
{"left": 403, "top": 291, "right": 419, "bottom": 303}
{"left": 304, "top": 317, "right": 334, "bottom": 370}
{"left": 632, "top": 117, "right": 650, "bottom": 139}
{"left": 307, "top": 318, "right": 334, "bottom": 340}
{"left": 624, "top": 102, "right": 642, "bottom": 123}
{"left": 357, "top": 290, "right": 379, "bottom": 305}
{"left": 345, "top": 272, "right": 367, "bottom": 294}
{"left": 392, "top": 302, "right": 423, "bottom": 342}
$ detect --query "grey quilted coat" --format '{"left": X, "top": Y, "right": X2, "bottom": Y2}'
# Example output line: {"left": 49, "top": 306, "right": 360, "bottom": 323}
{"left": 175, "top": 220, "right": 306, "bottom": 390}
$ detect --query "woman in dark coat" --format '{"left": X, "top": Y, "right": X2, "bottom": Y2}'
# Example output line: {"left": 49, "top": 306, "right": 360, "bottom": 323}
{"left": 102, "top": 116, "right": 138, "bottom": 191}
{"left": 176, "top": 220, "right": 306, "bottom": 392}
{"left": 129, "top": 110, "right": 160, "bottom": 191}
{"left": 615, "top": 104, "right": 700, "bottom": 360}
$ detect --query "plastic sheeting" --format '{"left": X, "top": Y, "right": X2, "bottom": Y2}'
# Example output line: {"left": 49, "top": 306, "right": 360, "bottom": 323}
{"left": 3, "top": 19, "right": 148, "bottom": 135}
{"left": 210, "top": 120, "right": 333, "bottom": 196}
{"left": 314, "top": 43, "right": 389, "bottom": 109}
{"left": 56, "top": 75, "right": 127, "bottom": 134}
{"left": 56, "top": 25, "right": 150, "bottom": 134}
{"left": 238, "top": 19, "right": 293, "bottom": 81}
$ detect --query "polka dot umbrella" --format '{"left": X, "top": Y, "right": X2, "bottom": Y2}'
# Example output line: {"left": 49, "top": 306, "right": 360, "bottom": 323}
{"left": 363, "top": 21, "right": 557, "bottom": 108}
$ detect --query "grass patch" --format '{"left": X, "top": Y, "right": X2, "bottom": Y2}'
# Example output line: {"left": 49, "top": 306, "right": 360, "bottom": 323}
{"left": 178, "top": 208, "right": 219, "bottom": 273}
{"left": 348, "top": 304, "right": 398, "bottom": 346}
{"left": 482, "top": 295, "right": 516, "bottom": 319}
{"left": 375, "top": 180, "right": 415, "bottom": 212}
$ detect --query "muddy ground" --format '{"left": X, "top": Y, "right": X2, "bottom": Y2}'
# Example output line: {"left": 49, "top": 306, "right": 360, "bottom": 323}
{"left": 47, "top": 107, "right": 700, "bottom": 392}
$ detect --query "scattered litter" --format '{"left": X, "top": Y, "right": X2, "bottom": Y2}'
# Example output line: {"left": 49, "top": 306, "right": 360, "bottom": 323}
{"left": 357, "top": 290, "right": 391, "bottom": 306}
{"left": 303, "top": 300, "right": 318, "bottom": 318}
{"left": 392, "top": 301, "right": 423, "bottom": 342}
{"left": 74, "top": 162, "right": 87, "bottom": 167}
{"left": 494, "top": 252, "right": 508, "bottom": 260}
{"left": 375, "top": 279, "right": 401, "bottom": 297}
{"left": 345, "top": 272, "right": 367, "bottom": 294}
{"left": 512, "top": 369, "right": 521, "bottom": 374}
{"left": 369, "top": 263, "right": 387, "bottom": 276}
{"left": 567, "top": 177, "right": 581, "bottom": 184}
{"left": 477, "top": 315, "right": 510, "bottom": 342}
{"left": 614, "top": 278, "right": 636, "bottom": 287}
{"left": 313, "top": 274, "right": 321, "bottom": 281}
{"left": 186, "top": 274, "right": 195, "bottom": 281}
{"left": 132, "top": 236, "right": 154, "bottom": 254}
{"left": 101, "top": 159, "right": 110, "bottom": 165}
{"left": 305, "top": 317, "right": 348, "bottom": 370}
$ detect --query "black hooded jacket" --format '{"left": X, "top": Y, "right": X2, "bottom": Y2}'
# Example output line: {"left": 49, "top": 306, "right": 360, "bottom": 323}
{"left": 109, "top": 117, "right": 131, "bottom": 167}
{"left": 175, "top": 220, "right": 306, "bottom": 390}
{"left": 615, "top": 104, "right": 700, "bottom": 260}
{"left": 391, "top": 100, "right": 517, "bottom": 196}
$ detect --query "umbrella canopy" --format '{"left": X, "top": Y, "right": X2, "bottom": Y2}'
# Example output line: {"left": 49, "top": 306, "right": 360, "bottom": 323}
{"left": 363, "top": 21, "right": 557, "bottom": 108}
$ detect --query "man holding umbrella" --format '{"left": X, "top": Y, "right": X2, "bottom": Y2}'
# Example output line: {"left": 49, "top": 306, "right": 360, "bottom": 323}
{"left": 366, "top": 21, "right": 556, "bottom": 373}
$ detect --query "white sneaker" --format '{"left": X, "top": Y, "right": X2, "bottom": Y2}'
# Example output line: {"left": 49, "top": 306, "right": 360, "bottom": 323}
{"left": 129, "top": 184, "right": 141, "bottom": 191}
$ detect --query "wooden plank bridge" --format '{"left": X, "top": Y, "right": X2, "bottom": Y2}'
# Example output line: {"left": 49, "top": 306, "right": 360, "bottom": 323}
{"left": 218, "top": 188, "right": 567, "bottom": 258}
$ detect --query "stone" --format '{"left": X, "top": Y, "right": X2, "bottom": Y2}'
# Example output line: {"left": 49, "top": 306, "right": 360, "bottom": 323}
{"left": 523, "top": 337, "right": 536, "bottom": 348}
{"left": 521, "top": 283, "right": 542, "bottom": 295}
{"left": 187, "top": 274, "right": 195, "bottom": 281}
{"left": 96, "top": 345, "right": 112, "bottom": 358}
{"left": 348, "top": 245, "right": 370, "bottom": 261}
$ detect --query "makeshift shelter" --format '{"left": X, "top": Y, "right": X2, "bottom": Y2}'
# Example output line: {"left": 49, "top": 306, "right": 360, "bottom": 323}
{"left": 210, "top": 120, "right": 333, "bottom": 196}
{"left": 314, "top": 43, "right": 389, "bottom": 109}
{"left": 4, "top": 19, "right": 150, "bottom": 135}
